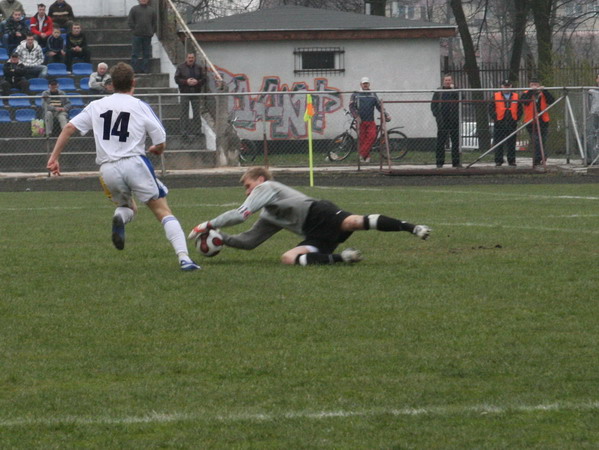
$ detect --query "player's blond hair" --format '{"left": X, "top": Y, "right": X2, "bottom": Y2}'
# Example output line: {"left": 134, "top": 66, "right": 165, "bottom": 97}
{"left": 110, "top": 62, "right": 134, "bottom": 93}
{"left": 240, "top": 167, "right": 273, "bottom": 183}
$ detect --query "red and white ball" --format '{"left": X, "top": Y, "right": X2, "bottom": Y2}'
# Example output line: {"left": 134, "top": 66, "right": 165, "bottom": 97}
{"left": 195, "top": 229, "right": 224, "bottom": 257}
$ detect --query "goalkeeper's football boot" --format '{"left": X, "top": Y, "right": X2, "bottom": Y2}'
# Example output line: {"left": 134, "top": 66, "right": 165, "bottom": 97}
{"left": 180, "top": 260, "right": 201, "bottom": 271}
{"left": 112, "top": 215, "right": 125, "bottom": 250}
{"left": 341, "top": 248, "right": 363, "bottom": 263}
{"left": 413, "top": 225, "right": 431, "bottom": 240}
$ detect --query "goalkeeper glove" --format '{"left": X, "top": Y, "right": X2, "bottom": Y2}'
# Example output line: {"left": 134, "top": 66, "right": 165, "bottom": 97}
{"left": 188, "top": 221, "right": 213, "bottom": 240}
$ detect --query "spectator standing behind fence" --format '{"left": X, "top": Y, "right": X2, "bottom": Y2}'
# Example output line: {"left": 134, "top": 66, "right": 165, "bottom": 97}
{"left": 521, "top": 78, "right": 555, "bottom": 166}
{"left": 29, "top": 3, "right": 53, "bottom": 47}
{"left": 48, "top": 0, "right": 74, "bottom": 31}
{"left": 128, "top": 0, "right": 156, "bottom": 74}
{"left": 4, "top": 9, "right": 27, "bottom": 53}
{"left": 45, "top": 26, "right": 64, "bottom": 63}
{"left": 42, "top": 78, "right": 71, "bottom": 136}
{"left": 349, "top": 77, "right": 390, "bottom": 163}
{"left": 16, "top": 33, "right": 48, "bottom": 78}
{"left": 0, "top": 52, "right": 29, "bottom": 97}
{"left": 489, "top": 79, "right": 522, "bottom": 167}
{"left": 586, "top": 74, "right": 599, "bottom": 163}
{"left": 174, "top": 52, "right": 205, "bottom": 140}
{"left": 431, "top": 74, "right": 461, "bottom": 168}
{"left": 89, "top": 62, "right": 113, "bottom": 95}
{"left": 65, "top": 22, "right": 90, "bottom": 72}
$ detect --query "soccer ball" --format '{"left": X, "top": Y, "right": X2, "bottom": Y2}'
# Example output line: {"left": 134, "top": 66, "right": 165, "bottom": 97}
{"left": 195, "top": 229, "right": 224, "bottom": 257}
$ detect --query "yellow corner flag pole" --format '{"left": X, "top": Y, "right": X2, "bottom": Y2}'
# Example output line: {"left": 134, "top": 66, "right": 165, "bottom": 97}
{"left": 304, "top": 93, "right": 315, "bottom": 187}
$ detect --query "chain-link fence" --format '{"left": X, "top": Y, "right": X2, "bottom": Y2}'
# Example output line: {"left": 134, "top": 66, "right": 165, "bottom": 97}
{"left": 1, "top": 87, "right": 597, "bottom": 174}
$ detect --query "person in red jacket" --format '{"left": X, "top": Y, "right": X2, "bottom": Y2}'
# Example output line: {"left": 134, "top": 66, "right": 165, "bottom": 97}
{"left": 29, "top": 3, "right": 53, "bottom": 47}
{"left": 521, "top": 78, "right": 555, "bottom": 166}
{"left": 489, "top": 79, "right": 522, "bottom": 167}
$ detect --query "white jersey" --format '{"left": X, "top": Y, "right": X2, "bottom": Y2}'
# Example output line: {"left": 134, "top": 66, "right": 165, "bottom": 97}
{"left": 70, "top": 93, "right": 166, "bottom": 165}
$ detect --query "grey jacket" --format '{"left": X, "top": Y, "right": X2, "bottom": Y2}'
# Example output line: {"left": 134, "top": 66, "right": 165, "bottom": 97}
{"left": 42, "top": 88, "right": 72, "bottom": 114}
{"left": 128, "top": 3, "right": 156, "bottom": 37}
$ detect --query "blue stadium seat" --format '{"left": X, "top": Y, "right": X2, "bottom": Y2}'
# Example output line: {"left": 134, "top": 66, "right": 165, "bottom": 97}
{"left": 68, "top": 108, "right": 83, "bottom": 119}
{"left": 66, "top": 93, "right": 85, "bottom": 106}
{"left": 0, "top": 65, "right": 4, "bottom": 77}
{"left": 0, "top": 47, "right": 8, "bottom": 61}
{"left": 0, "top": 109, "right": 11, "bottom": 122}
{"left": 56, "top": 77, "right": 76, "bottom": 91}
{"left": 72, "top": 63, "right": 93, "bottom": 76}
{"left": 29, "top": 78, "right": 49, "bottom": 92}
{"left": 34, "top": 97, "right": 44, "bottom": 107}
{"left": 79, "top": 77, "right": 90, "bottom": 90}
{"left": 8, "top": 93, "right": 31, "bottom": 107}
{"left": 14, "top": 108, "right": 37, "bottom": 122}
{"left": 47, "top": 63, "right": 69, "bottom": 76}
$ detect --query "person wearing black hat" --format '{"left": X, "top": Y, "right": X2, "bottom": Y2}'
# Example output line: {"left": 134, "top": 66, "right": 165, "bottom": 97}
{"left": 489, "top": 79, "right": 522, "bottom": 167}
{"left": 431, "top": 74, "right": 461, "bottom": 168}
{"left": 521, "top": 78, "right": 554, "bottom": 166}
{"left": 0, "top": 51, "right": 29, "bottom": 97}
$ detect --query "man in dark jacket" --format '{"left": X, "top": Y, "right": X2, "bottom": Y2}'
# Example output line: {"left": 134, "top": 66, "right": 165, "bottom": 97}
{"left": 65, "top": 22, "right": 90, "bottom": 71}
{"left": 431, "top": 74, "right": 460, "bottom": 168}
{"left": 521, "top": 78, "right": 555, "bottom": 166}
{"left": 174, "top": 52, "right": 205, "bottom": 138}
{"left": 48, "top": 0, "right": 74, "bottom": 31}
{"left": 128, "top": 0, "right": 156, "bottom": 74}
{"left": 0, "top": 52, "right": 29, "bottom": 97}
{"left": 489, "top": 79, "right": 522, "bottom": 167}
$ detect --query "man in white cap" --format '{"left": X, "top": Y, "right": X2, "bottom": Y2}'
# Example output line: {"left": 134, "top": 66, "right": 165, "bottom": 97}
{"left": 349, "top": 77, "right": 389, "bottom": 163}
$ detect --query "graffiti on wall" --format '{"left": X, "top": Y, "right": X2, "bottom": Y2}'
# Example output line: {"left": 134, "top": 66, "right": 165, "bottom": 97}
{"left": 212, "top": 66, "right": 342, "bottom": 139}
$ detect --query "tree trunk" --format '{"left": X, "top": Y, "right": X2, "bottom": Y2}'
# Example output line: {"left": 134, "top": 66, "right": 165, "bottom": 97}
{"left": 508, "top": 0, "right": 529, "bottom": 86}
{"left": 449, "top": 0, "right": 490, "bottom": 151}
{"left": 530, "top": 0, "right": 554, "bottom": 83}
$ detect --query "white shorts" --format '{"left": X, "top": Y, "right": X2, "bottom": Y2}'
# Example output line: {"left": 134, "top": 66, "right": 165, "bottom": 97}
{"left": 99, "top": 155, "right": 168, "bottom": 206}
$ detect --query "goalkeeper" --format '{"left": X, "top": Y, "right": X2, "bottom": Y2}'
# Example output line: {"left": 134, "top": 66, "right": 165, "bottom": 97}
{"left": 189, "top": 167, "right": 431, "bottom": 266}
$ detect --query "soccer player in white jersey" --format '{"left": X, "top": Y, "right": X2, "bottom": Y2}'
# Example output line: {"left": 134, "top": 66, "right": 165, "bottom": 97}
{"left": 188, "top": 167, "right": 431, "bottom": 266}
{"left": 47, "top": 62, "right": 200, "bottom": 271}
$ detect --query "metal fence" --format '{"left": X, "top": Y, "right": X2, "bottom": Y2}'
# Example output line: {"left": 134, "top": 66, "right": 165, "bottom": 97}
{"left": 1, "top": 87, "right": 597, "bottom": 174}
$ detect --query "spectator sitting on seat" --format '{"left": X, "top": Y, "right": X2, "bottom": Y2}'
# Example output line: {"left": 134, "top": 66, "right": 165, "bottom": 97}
{"left": 30, "top": 3, "right": 53, "bottom": 47}
{"left": 42, "top": 78, "right": 71, "bottom": 136}
{"left": 4, "top": 9, "right": 28, "bottom": 54}
{"left": 0, "top": 0, "right": 25, "bottom": 44}
{"left": 89, "top": 62, "right": 113, "bottom": 95}
{"left": 48, "top": 0, "right": 73, "bottom": 32}
{"left": 65, "top": 22, "right": 90, "bottom": 72}
{"left": 16, "top": 32, "right": 48, "bottom": 78}
{"left": 0, "top": 52, "right": 29, "bottom": 98}
{"left": 45, "top": 26, "right": 64, "bottom": 63}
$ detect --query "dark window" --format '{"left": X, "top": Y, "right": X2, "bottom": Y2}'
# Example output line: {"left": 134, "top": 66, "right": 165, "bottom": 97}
{"left": 294, "top": 47, "right": 345, "bottom": 75}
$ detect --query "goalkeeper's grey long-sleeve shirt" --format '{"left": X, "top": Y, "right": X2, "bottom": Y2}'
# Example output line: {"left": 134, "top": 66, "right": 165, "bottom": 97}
{"left": 210, "top": 181, "right": 316, "bottom": 249}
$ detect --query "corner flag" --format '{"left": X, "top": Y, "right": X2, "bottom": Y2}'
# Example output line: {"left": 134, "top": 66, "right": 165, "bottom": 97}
{"left": 305, "top": 94, "right": 315, "bottom": 187}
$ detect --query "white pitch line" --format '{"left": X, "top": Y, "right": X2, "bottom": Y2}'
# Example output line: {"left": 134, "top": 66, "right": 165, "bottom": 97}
{"left": 434, "top": 221, "right": 599, "bottom": 234}
{"left": 2, "top": 400, "right": 599, "bottom": 428}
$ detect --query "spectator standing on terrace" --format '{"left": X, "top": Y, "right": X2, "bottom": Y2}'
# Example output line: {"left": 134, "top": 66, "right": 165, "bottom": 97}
{"left": 16, "top": 32, "right": 48, "bottom": 78}
{"left": 45, "top": 26, "right": 64, "bottom": 63}
{"left": 65, "top": 22, "right": 90, "bottom": 71}
{"left": 521, "top": 78, "right": 555, "bottom": 166}
{"left": 586, "top": 73, "right": 599, "bottom": 163}
{"left": 4, "top": 9, "right": 27, "bottom": 53}
{"left": 431, "top": 74, "right": 461, "bottom": 168}
{"left": 29, "top": 3, "right": 53, "bottom": 47}
{"left": 42, "top": 78, "right": 71, "bottom": 136}
{"left": 174, "top": 52, "right": 205, "bottom": 139}
{"left": 349, "top": 77, "right": 390, "bottom": 163}
{"left": 89, "top": 62, "right": 113, "bottom": 95}
{"left": 0, "top": 52, "right": 29, "bottom": 97}
{"left": 48, "top": 0, "right": 74, "bottom": 31}
{"left": 128, "top": 0, "right": 156, "bottom": 74}
{"left": 489, "top": 79, "right": 522, "bottom": 167}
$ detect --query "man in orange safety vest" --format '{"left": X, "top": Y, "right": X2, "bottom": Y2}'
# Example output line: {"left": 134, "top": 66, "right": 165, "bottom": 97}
{"left": 489, "top": 79, "right": 522, "bottom": 166}
{"left": 521, "top": 78, "right": 555, "bottom": 166}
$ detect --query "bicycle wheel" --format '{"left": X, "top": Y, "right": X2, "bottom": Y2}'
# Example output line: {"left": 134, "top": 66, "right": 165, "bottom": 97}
{"left": 383, "top": 130, "right": 409, "bottom": 161}
{"left": 239, "top": 139, "right": 258, "bottom": 162}
{"left": 328, "top": 132, "right": 355, "bottom": 161}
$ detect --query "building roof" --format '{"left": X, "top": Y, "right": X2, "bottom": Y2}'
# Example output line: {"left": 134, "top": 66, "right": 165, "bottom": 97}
{"left": 185, "top": 6, "right": 455, "bottom": 41}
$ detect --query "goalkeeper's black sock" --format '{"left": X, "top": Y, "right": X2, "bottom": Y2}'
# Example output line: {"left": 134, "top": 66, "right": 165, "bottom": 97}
{"left": 295, "top": 253, "right": 342, "bottom": 265}
{"left": 363, "top": 214, "right": 415, "bottom": 233}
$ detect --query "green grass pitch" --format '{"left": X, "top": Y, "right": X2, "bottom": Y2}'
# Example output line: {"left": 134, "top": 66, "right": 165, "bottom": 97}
{"left": 1, "top": 182, "right": 598, "bottom": 447}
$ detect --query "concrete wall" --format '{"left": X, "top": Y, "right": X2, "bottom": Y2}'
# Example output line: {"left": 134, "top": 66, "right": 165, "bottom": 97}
{"left": 200, "top": 38, "right": 440, "bottom": 140}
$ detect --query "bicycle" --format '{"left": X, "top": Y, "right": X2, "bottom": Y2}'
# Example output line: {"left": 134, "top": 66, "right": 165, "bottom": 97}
{"left": 229, "top": 114, "right": 260, "bottom": 162}
{"left": 327, "top": 109, "right": 409, "bottom": 162}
